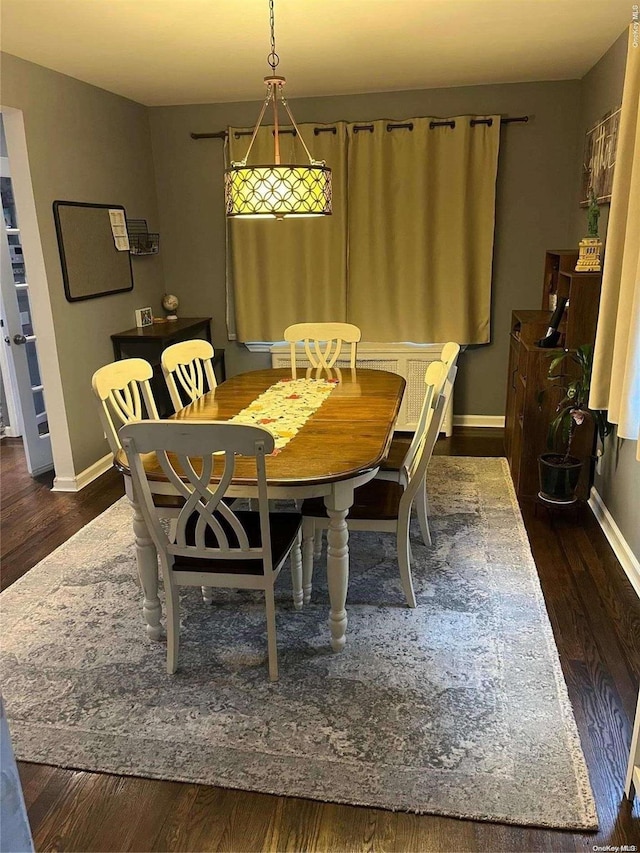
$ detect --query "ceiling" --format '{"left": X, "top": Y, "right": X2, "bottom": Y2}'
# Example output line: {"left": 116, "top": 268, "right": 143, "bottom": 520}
{"left": 0, "top": 0, "right": 631, "bottom": 106}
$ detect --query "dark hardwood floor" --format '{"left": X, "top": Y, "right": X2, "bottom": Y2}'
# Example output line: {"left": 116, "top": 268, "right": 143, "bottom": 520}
{"left": 0, "top": 439, "right": 125, "bottom": 591}
{"left": 1, "top": 431, "right": 639, "bottom": 852}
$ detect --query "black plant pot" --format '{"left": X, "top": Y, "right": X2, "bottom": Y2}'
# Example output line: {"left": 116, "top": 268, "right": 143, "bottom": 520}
{"left": 538, "top": 453, "right": 583, "bottom": 504}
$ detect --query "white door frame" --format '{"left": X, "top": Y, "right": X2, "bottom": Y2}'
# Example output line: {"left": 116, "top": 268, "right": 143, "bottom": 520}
{"left": 1, "top": 106, "right": 74, "bottom": 483}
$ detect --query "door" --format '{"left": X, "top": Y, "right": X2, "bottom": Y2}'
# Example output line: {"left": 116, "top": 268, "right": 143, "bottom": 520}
{"left": 1, "top": 158, "right": 53, "bottom": 475}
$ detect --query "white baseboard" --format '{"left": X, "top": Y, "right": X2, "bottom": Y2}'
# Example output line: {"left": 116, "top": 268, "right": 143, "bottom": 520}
{"left": 589, "top": 487, "right": 640, "bottom": 600}
{"left": 453, "top": 415, "right": 505, "bottom": 428}
{"left": 52, "top": 453, "right": 113, "bottom": 493}
{"left": 2, "top": 426, "right": 22, "bottom": 438}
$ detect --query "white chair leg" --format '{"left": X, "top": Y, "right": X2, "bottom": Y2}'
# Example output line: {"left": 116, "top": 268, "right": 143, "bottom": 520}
{"left": 314, "top": 528, "right": 323, "bottom": 559}
{"left": 165, "top": 580, "right": 180, "bottom": 674}
{"left": 397, "top": 511, "right": 417, "bottom": 608}
{"left": 201, "top": 586, "right": 213, "bottom": 604}
{"left": 291, "top": 530, "right": 303, "bottom": 610}
{"left": 264, "top": 586, "right": 279, "bottom": 681}
{"left": 302, "top": 517, "right": 316, "bottom": 604}
{"left": 416, "top": 480, "right": 432, "bottom": 547}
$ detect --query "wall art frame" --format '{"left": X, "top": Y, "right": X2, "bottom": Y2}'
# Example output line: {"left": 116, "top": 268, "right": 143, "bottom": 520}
{"left": 580, "top": 107, "right": 621, "bottom": 206}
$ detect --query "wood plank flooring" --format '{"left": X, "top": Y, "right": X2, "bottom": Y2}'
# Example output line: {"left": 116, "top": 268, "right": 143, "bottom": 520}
{"left": 1, "top": 431, "right": 639, "bottom": 852}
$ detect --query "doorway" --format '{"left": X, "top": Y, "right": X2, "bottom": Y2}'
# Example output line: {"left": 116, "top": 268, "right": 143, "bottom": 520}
{"left": 0, "top": 115, "right": 53, "bottom": 475}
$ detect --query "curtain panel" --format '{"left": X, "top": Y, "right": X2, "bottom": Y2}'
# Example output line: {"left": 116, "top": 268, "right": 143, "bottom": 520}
{"left": 346, "top": 117, "right": 500, "bottom": 343}
{"left": 227, "top": 123, "right": 348, "bottom": 342}
{"left": 589, "top": 28, "right": 640, "bottom": 457}
{"left": 227, "top": 116, "right": 500, "bottom": 344}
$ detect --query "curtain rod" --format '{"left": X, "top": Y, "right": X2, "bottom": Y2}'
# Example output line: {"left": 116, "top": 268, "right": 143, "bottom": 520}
{"left": 190, "top": 115, "right": 529, "bottom": 140}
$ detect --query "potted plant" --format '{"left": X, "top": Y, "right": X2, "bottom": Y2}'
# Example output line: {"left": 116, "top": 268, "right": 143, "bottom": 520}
{"left": 538, "top": 344, "right": 611, "bottom": 504}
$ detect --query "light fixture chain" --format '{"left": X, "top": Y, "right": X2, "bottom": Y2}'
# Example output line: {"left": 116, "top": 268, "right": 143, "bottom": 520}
{"left": 267, "top": 0, "right": 279, "bottom": 71}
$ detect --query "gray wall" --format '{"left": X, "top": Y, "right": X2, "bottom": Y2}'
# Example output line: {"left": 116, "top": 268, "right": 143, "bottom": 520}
{"left": 572, "top": 31, "right": 639, "bottom": 560}
{"left": 149, "top": 79, "right": 582, "bottom": 415}
{"left": 572, "top": 30, "right": 629, "bottom": 243}
{"left": 0, "top": 52, "right": 165, "bottom": 473}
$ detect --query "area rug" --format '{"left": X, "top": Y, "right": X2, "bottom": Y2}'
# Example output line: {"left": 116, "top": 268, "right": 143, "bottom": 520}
{"left": 0, "top": 457, "right": 597, "bottom": 829}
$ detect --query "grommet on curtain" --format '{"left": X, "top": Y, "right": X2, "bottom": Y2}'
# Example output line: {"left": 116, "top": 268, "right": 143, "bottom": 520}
{"left": 314, "top": 127, "right": 337, "bottom": 135}
{"left": 386, "top": 122, "right": 414, "bottom": 132}
{"left": 470, "top": 118, "right": 494, "bottom": 127}
{"left": 353, "top": 125, "right": 374, "bottom": 134}
{"left": 429, "top": 120, "right": 456, "bottom": 129}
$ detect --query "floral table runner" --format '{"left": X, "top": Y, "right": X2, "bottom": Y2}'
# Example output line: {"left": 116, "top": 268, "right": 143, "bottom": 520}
{"left": 230, "top": 378, "right": 338, "bottom": 452}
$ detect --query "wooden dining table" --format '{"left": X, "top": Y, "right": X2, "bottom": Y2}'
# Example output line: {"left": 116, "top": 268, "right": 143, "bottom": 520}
{"left": 115, "top": 367, "right": 405, "bottom": 652}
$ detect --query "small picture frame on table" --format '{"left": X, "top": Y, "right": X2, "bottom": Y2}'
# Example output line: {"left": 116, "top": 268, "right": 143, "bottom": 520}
{"left": 135, "top": 307, "right": 153, "bottom": 328}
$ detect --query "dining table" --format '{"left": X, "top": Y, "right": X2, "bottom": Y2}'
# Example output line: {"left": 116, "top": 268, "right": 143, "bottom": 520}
{"left": 115, "top": 366, "right": 405, "bottom": 652}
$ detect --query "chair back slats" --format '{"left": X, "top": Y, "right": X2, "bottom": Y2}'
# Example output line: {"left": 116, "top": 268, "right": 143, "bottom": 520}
{"left": 161, "top": 340, "right": 217, "bottom": 412}
{"left": 402, "top": 393, "right": 447, "bottom": 511}
{"left": 440, "top": 342, "right": 460, "bottom": 404}
{"left": 305, "top": 338, "right": 343, "bottom": 370}
{"left": 284, "top": 323, "right": 362, "bottom": 372}
{"left": 402, "top": 361, "right": 447, "bottom": 486}
{"left": 396, "top": 342, "right": 460, "bottom": 480}
{"left": 91, "top": 358, "right": 159, "bottom": 454}
{"left": 120, "top": 421, "right": 275, "bottom": 567}
{"left": 175, "top": 358, "right": 206, "bottom": 403}
{"left": 109, "top": 381, "right": 142, "bottom": 425}
{"left": 160, "top": 449, "right": 248, "bottom": 553}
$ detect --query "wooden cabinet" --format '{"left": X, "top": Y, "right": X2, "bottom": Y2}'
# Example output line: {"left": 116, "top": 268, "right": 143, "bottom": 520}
{"left": 504, "top": 251, "right": 603, "bottom": 501}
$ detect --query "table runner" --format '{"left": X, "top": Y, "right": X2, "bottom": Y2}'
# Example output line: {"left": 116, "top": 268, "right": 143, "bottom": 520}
{"left": 229, "top": 378, "right": 338, "bottom": 451}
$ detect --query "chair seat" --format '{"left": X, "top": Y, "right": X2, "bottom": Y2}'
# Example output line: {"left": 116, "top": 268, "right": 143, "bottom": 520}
{"left": 379, "top": 435, "right": 412, "bottom": 472}
{"left": 301, "top": 479, "right": 404, "bottom": 522}
{"left": 173, "top": 511, "right": 301, "bottom": 575}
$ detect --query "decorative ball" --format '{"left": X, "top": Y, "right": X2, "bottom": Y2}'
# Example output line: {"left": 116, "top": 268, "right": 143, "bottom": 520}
{"left": 162, "top": 294, "right": 179, "bottom": 319}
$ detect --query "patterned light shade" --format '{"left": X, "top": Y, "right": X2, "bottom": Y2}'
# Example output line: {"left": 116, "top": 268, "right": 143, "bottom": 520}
{"left": 225, "top": 164, "right": 332, "bottom": 218}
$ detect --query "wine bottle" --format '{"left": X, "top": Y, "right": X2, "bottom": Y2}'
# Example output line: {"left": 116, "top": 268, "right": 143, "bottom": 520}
{"left": 537, "top": 296, "right": 568, "bottom": 348}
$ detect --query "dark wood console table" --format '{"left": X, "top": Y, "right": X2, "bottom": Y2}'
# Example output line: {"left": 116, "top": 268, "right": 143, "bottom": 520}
{"left": 111, "top": 317, "right": 225, "bottom": 416}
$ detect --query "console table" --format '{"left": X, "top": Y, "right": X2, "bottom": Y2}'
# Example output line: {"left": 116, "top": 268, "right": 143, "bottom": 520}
{"left": 111, "top": 317, "right": 225, "bottom": 416}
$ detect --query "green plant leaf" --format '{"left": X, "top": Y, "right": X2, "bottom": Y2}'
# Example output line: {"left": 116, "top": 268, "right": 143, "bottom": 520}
{"left": 548, "top": 354, "right": 567, "bottom": 375}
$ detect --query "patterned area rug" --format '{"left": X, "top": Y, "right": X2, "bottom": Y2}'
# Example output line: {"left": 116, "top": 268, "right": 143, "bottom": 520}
{"left": 0, "top": 458, "right": 597, "bottom": 829}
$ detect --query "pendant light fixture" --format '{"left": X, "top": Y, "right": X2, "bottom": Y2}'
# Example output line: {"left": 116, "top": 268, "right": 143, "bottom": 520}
{"left": 225, "top": 0, "right": 332, "bottom": 219}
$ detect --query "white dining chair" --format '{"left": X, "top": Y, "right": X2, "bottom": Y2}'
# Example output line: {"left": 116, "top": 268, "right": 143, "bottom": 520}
{"left": 300, "top": 360, "right": 449, "bottom": 609}
{"left": 376, "top": 342, "right": 460, "bottom": 546}
{"left": 161, "top": 339, "right": 217, "bottom": 413}
{"left": 91, "top": 358, "right": 160, "bottom": 455}
{"left": 120, "top": 420, "right": 303, "bottom": 681}
{"left": 284, "top": 322, "right": 362, "bottom": 372}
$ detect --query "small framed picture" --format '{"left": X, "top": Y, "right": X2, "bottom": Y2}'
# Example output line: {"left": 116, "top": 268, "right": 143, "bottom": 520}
{"left": 135, "top": 307, "right": 153, "bottom": 328}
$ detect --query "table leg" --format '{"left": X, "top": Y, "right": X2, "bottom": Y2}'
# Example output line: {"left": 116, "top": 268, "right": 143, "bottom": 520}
{"left": 324, "top": 484, "right": 353, "bottom": 652}
{"left": 130, "top": 497, "right": 162, "bottom": 640}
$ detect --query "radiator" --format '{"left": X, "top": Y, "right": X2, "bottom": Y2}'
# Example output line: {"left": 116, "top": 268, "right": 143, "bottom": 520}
{"left": 270, "top": 342, "right": 453, "bottom": 435}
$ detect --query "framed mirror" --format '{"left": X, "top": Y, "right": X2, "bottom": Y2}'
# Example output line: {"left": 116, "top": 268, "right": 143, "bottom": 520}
{"left": 53, "top": 201, "right": 134, "bottom": 302}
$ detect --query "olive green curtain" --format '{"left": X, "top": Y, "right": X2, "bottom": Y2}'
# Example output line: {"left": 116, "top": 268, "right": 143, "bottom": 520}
{"left": 346, "top": 117, "right": 500, "bottom": 343}
{"left": 227, "top": 123, "right": 348, "bottom": 342}
{"left": 227, "top": 116, "right": 500, "bottom": 344}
